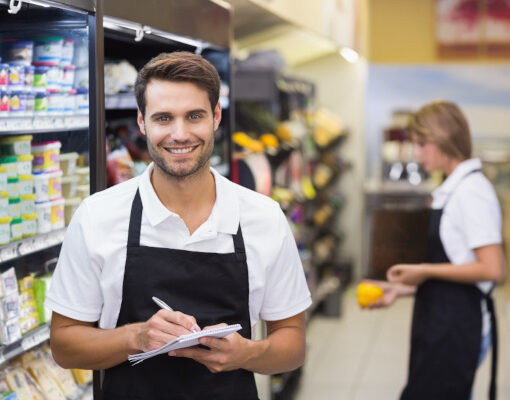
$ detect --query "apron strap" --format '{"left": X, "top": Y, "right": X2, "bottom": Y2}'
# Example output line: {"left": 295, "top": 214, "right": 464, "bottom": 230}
{"left": 233, "top": 224, "right": 246, "bottom": 261}
{"left": 127, "top": 189, "right": 143, "bottom": 248}
{"left": 485, "top": 293, "right": 498, "bottom": 400}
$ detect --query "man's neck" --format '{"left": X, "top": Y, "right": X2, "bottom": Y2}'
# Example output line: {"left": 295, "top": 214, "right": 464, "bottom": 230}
{"left": 150, "top": 165, "right": 216, "bottom": 234}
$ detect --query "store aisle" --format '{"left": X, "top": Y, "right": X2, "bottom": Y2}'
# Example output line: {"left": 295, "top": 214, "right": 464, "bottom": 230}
{"left": 296, "top": 286, "right": 510, "bottom": 400}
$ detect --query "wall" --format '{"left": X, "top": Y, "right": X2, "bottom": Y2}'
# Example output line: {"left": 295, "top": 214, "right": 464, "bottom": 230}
{"left": 291, "top": 55, "right": 368, "bottom": 280}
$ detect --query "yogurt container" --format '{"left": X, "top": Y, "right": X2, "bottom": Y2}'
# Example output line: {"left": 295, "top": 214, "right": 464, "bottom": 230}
{"left": 0, "top": 135, "right": 32, "bottom": 156}
{"left": 34, "top": 92, "right": 48, "bottom": 113}
{"left": 10, "top": 217, "right": 22, "bottom": 241}
{"left": 20, "top": 194, "right": 36, "bottom": 215}
{"left": 47, "top": 90, "right": 64, "bottom": 114}
{"left": 0, "top": 216, "right": 11, "bottom": 245}
{"left": 63, "top": 90, "right": 76, "bottom": 114}
{"left": 0, "top": 64, "right": 8, "bottom": 87}
{"left": 7, "top": 65, "right": 24, "bottom": 89}
{"left": 60, "top": 152, "right": 78, "bottom": 175}
{"left": 34, "top": 37, "right": 63, "bottom": 66}
{"left": 0, "top": 91, "right": 9, "bottom": 116}
{"left": 23, "top": 66, "right": 34, "bottom": 90}
{"left": 33, "top": 172, "right": 49, "bottom": 202}
{"left": 4, "top": 40, "right": 33, "bottom": 66}
{"left": 0, "top": 166, "right": 7, "bottom": 192}
{"left": 8, "top": 197, "right": 20, "bottom": 219}
{"left": 32, "top": 141, "right": 61, "bottom": 172}
{"left": 50, "top": 197, "right": 65, "bottom": 230}
{"left": 8, "top": 91, "right": 24, "bottom": 114}
{"left": 17, "top": 154, "right": 34, "bottom": 174}
{"left": 76, "top": 88, "right": 89, "bottom": 114}
{"left": 75, "top": 166, "right": 89, "bottom": 185}
{"left": 61, "top": 174, "right": 79, "bottom": 198}
{"left": 35, "top": 201, "right": 51, "bottom": 234}
{"left": 74, "top": 67, "right": 88, "bottom": 89}
{"left": 64, "top": 196, "right": 80, "bottom": 225}
{"left": 46, "top": 66, "right": 62, "bottom": 91}
{"left": 76, "top": 184, "right": 89, "bottom": 200}
{"left": 0, "top": 191, "right": 9, "bottom": 218}
{"left": 61, "top": 39, "right": 75, "bottom": 66}
{"left": 61, "top": 65, "right": 75, "bottom": 89}
{"left": 33, "top": 66, "right": 49, "bottom": 92}
{"left": 0, "top": 157, "right": 18, "bottom": 178}
{"left": 7, "top": 177, "right": 19, "bottom": 198}
{"left": 18, "top": 174, "right": 33, "bottom": 196}
{"left": 48, "top": 170, "right": 62, "bottom": 200}
{"left": 21, "top": 213, "right": 37, "bottom": 238}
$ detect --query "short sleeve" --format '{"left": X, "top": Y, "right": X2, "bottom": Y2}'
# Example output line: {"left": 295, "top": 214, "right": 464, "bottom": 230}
{"left": 45, "top": 200, "right": 104, "bottom": 322}
{"left": 259, "top": 208, "right": 311, "bottom": 321}
{"left": 456, "top": 183, "right": 502, "bottom": 250}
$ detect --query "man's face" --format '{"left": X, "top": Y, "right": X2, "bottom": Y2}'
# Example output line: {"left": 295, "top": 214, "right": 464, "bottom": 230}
{"left": 138, "top": 79, "right": 221, "bottom": 180}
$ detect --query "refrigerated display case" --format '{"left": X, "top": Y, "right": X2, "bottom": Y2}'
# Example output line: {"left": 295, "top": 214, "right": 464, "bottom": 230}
{"left": 0, "top": 0, "right": 99, "bottom": 398}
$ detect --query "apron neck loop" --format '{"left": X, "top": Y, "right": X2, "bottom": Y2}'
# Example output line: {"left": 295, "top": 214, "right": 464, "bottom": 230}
{"left": 127, "top": 189, "right": 143, "bottom": 248}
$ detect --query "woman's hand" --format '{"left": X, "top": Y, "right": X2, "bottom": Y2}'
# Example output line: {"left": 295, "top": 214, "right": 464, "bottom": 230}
{"left": 362, "top": 279, "right": 415, "bottom": 308}
{"left": 387, "top": 264, "right": 429, "bottom": 286}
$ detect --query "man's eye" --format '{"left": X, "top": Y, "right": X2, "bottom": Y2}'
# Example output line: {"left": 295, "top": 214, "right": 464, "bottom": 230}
{"left": 189, "top": 113, "right": 202, "bottom": 120}
{"left": 158, "top": 116, "right": 169, "bottom": 122}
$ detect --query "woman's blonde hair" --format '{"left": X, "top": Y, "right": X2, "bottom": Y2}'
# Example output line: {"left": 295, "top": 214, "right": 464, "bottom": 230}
{"left": 407, "top": 100, "right": 472, "bottom": 161}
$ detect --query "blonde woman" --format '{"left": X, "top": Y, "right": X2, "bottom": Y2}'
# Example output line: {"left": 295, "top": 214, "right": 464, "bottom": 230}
{"left": 373, "top": 100, "right": 505, "bottom": 400}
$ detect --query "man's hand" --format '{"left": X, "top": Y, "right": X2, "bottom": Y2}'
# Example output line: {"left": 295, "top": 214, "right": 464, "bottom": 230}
{"left": 169, "top": 323, "right": 262, "bottom": 373}
{"left": 133, "top": 310, "right": 201, "bottom": 353}
{"left": 387, "top": 263, "right": 429, "bottom": 286}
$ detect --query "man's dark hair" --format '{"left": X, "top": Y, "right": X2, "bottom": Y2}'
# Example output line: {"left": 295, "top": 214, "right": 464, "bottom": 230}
{"left": 135, "top": 52, "right": 221, "bottom": 117}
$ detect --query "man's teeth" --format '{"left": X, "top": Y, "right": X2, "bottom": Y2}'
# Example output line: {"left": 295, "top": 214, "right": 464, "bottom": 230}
{"left": 168, "top": 147, "right": 194, "bottom": 154}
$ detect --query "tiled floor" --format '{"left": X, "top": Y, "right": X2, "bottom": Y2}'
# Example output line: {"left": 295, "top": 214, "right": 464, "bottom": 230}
{"left": 295, "top": 285, "right": 510, "bottom": 400}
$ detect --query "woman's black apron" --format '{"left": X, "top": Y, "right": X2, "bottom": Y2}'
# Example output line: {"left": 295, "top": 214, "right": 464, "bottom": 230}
{"left": 100, "top": 189, "right": 259, "bottom": 399}
{"left": 401, "top": 170, "right": 498, "bottom": 400}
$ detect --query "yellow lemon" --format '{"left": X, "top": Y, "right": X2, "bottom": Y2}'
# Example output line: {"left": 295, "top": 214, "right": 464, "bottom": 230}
{"left": 357, "top": 283, "right": 384, "bottom": 308}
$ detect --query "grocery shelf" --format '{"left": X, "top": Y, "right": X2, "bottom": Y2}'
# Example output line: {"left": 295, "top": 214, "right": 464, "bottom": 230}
{"left": 0, "top": 323, "right": 50, "bottom": 367}
{"left": 308, "top": 276, "right": 340, "bottom": 316}
{"left": 0, "top": 228, "right": 66, "bottom": 264}
{"left": 0, "top": 115, "right": 89, "bottom": 134}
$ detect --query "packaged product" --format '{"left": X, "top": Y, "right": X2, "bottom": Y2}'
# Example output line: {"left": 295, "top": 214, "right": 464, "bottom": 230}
{"left": 46, "top": 90, "right": 63, "bottom": 114}
{"left": 8, "top": 197, "right": 20, "bottom": 219}
{"left": 74, "top": 68, "right": 88, "bottom": 89}
{"left": 1, "top": 391, "right": 18, "bottom": 399}
{"left": 7, "top": 66, "right": 23, "bottom": 89}
{"left": 21, "top": 214, "right": 36, "bottom": 238}
{"left": 0, "top": 191, "right": 9, "bottom": 217}
{"left": 0, "top": 135, "right": 32, "bottom": 156}
{"left": 61, "top": 174, "right": 78, "bottom": 197}
{"left": 72, "top": 369, "right": 93, "bottom": 385}
{"left": 38, "top": 352, "right": 79, "bottom": 397}
{"left": 0, "top": 157, "right": 18, "bottom": 178}
{"left": 2, "top": 292, "right": 20, "bottom": 320}
{"left": 63, "top": 89, "right": 76, "bottom": 114}
{"left": 0, "top": 91, "right": 9, "bottom": 116}
{"left": 6, "top": 177, "right": 19, "bottom": 198}
{"left": 61, "top": 65, "right": 75, "bottom": 89}
{"left": 48, "top": 170, "right": 62, "bottom": 199}
{"left": 75, "top": 87, "right": 89, "bottom": 113}
{"left": 64, "top": 197, "right": 81, "bottom": 225}
{"left": 75, "top": 166, "right": 89, "bottom": 184}
{"left": 33, "top": 274, "right": 52, "bottom": 323}
{"left": 33, "top": 37, "right": 63, "bottom": 66}
{"left": 20, "top": 369, "right": 45, "bottom": 400}
{"left": 26, "top": 360, "right": 66, "bottom": 400}
{"left": 33, "top": 173, "right": 49, "bottom": 203}
{"left": 0, "top": 166, "right": 7, "bottom": 192}
{"left": 24, "top": 91, "right": 34, "bottom": 116}
{"left": 59, "top": 152, "right": 78, "bottom": 176}
{"left": 4, "top": 40, "right": 34, "bottom": 66}
{"left": 1, "top": 317, "right": 21, "bottom": 344}
{"left": 5, "top": 369, "right": 33, "bottom": 400}
{"left": 18, "top": 275, "right": 34, "bottom": 293}
{"left": 31, "top": 141, "right": 61, "bottom": 173}
{"left": 10, "top": 217, "right": 23, "bottom": 240}
{"left": 50, "top": 198, "right": 65, "bottom": 230}
{"left": 32, "top": 66, "right": 48, "bottom": 92}
{"left": 7, "top": 91, "right": 23, "bottom": 114}
{"left": 33, "top": 92, "right": 47, "bottom": 113}
{"left": 0, "top": 63, "right": 8, "bottom": 87}
{"left": 45, "top": 66, "right": 61, "bottom": 91}
{"left": 34, "top": 202, "right": 51, "bottom": 234}
{"left": 0, "top": 216, "right": 11, "bottom": 245}
{"left": 1, "top": 267, "right": 18, "bottom": 295}
{"left": 61, "top": 39, "right": 75, "bottom": 66}
{"left": 19, "top": 285, "right": 39, "bottom": 334}
{"left": 76, "top": 184, "right": 89, "bottom": 200}
{"left": 19, "top": 194, "right": 35, "bottom": 215}
{"left": 23, "top": 66, "right": 34, "bottom": 90}
{"left": 17, "top": 175, "right": 33, "bottom": 196}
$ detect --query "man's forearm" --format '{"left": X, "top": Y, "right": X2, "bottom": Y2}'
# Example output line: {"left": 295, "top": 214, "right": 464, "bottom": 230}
{"left": 51, "top": 322, "right": 141, "bottom": 370}
{"left": 243, "top": 326, "right": 305, "bottom": 375}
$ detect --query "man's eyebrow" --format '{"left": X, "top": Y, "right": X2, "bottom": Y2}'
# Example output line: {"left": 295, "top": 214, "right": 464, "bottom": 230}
{"left": 186, "top": 108, "right": 209, "bottom": 115}
{"left": 149, "top": 111, "right": 172, "bottom": 120}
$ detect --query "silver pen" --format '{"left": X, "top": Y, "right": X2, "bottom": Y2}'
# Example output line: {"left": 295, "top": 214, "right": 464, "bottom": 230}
{"left": 152, "top": 296, "right": 173, "bottom": 311}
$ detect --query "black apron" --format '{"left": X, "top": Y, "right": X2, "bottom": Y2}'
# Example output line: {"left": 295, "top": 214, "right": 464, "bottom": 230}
{"left": 401, "top": 170, "right": 498, "bottom": 400}
{"left": 100, "top": 189, "right": 259, "bottom": 400}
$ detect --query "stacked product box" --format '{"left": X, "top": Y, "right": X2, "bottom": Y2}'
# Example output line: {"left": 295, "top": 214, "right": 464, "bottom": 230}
{"left": 32, "top": 141, "right": 64, "bottom": 234}
{"left": 0, "top": 345, "right": 92, "bottom": 399}
{"left": 0, "top": 37, "right": 89, "bottom": 120}
{"left": 0, "top": 135, "right": 36, "bottom": 244}
{"left": 59, "top": 152, "right": 83, "bottom": 225}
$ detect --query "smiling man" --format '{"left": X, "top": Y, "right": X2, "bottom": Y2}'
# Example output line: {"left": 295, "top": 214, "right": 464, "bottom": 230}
{"left": 46, "top": 52, "right": 311, "bottom": 399}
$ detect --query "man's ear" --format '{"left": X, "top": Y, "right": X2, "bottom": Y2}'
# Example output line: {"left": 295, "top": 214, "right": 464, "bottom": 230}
{"left": 213, "top": 101, "right": 222, "bottom": 131}
{"left": 137, "top": 109, "right": 146, "bottom": 135}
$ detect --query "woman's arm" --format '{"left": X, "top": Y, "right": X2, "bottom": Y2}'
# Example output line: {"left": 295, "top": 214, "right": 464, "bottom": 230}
{"left": 387, "top": 243, "right": 505, "bottom": 286}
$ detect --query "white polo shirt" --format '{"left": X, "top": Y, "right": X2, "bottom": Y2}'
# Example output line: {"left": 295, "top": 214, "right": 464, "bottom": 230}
{"left": 432, "top": 158, "right": 502, "bottom": 335}
{"left": 46, "top": 164, "right": 312, "bottom": 338}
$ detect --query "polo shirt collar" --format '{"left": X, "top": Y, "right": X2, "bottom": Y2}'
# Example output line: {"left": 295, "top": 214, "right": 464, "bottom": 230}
{"left": 433, "top": 158, "right": 482, "bottom": 198}
{"left": 138, "top": 163, "right": 239, "bottom": 235}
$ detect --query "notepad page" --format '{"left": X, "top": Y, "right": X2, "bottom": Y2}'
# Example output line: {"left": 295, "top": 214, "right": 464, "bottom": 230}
{"left": 128, "top": 324, "right": 242, "bottom": 365}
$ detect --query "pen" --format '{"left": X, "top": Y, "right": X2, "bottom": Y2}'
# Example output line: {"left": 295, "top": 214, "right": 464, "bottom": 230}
{"left": 152, "top": 296, "right": 173, "bottom": 311}
{"left": 152, "top": 296, "right": 200, "bottom": 332}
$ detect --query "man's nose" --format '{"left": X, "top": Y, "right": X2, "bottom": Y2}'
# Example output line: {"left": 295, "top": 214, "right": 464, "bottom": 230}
{"left": 172, "top": 119, "right": 188, "bottom": 141}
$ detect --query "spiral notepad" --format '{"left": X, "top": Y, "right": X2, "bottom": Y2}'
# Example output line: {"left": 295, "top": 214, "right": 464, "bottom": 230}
{"left": 128, "top": 324, "right": 242, "bottom": 365}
